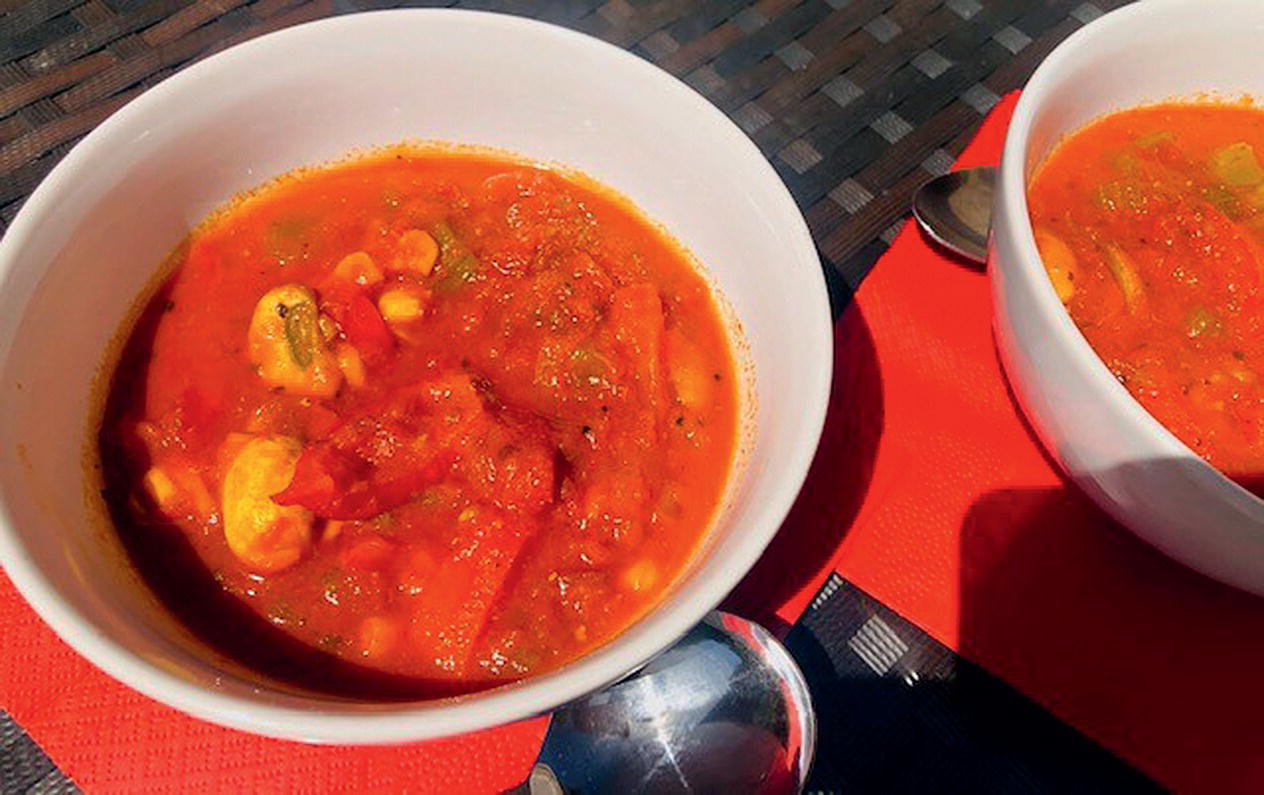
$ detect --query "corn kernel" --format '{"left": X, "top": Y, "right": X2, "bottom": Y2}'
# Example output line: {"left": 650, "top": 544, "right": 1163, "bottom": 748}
{"left": 621, "top": 559, "right": 657, "bottom": 592}
{"left": 1034, "top": 228, "right": 1077, "bottom": 303}
{"left": 332, "top": 251, "right": 383, "bottom": 286}
{"left": 176, "top": 470, "right": 215, "bottom": 518}
{"left": 378, "top": 287, "right": 427, "bottom": 325}
{"left": 394, "top": 230, "right": 439, "bottom": 276}
{"left": 336, "top": 344, "right": 366, "bottom": 388}
{"left": 324, "top": 520, "right": 346, "bottom": 542}
{"left": 143, "top": 467, "right": 177, "bottom": 508}
{"left": 358, "top": 616, "right": 399, "bottom": 659}
{"left": 666, "top": 330, "right": 712, "bottom": 410}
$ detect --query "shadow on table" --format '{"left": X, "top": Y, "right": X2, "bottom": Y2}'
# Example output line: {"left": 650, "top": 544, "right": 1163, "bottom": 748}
{"left": 723, "top": 302, "right": 884, "bottom": 632}
{"left": 787, "top": 603, "right": 1165, "bottom": 794}
{"left": 954, "top": 459, "right": 1264, "bottom": 794}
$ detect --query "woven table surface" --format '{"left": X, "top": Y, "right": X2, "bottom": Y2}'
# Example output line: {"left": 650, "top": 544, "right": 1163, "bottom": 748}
{"left": 0, "top": 0, "right": 1134, "bottom": 792}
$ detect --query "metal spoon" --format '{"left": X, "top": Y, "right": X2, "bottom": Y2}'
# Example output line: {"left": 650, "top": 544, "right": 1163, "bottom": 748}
{"left": 911, "top": 166, "right": 996, "bottom": 264}
{"left": 511, "top": 611, "right": 815, "bottom": 794}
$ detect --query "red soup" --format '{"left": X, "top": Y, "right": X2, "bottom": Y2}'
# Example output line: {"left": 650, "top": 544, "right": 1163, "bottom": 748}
{"left": 1029, "top": 103, "right": 1264, "bottom": 489}
{"left": 98, "top": 150, "right": 739, "bottom": 698}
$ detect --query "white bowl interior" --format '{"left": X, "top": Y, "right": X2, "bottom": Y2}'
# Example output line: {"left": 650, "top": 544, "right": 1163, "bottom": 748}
{"left": 0, "top": 10, "right": 831, "bottom": 741}
{"left": 993, "top": 0, "right": 1264, "bottom": 593}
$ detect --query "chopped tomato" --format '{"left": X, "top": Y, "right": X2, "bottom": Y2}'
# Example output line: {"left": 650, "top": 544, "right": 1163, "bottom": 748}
{"left": 274, "top": 414, "right": 456, "bottom": 520}
{"left": 405, "top": 511, "right": 529, "bottom": 678}
{"left": 338, "top": 536, "right": 396, "bottom": 570}
{"left": 320, "top": 285, "right": 395, "bottom": 366}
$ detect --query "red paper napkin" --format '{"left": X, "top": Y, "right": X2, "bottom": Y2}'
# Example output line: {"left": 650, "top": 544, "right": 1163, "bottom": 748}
{"left": 0, "top": 570, "right": 546, "bottom": 793}
{"left": 5, "top": 93, "right": 1262, "bottom": 794}
{"left": 744, "top": 92, "right": 1262, "bottom": 794}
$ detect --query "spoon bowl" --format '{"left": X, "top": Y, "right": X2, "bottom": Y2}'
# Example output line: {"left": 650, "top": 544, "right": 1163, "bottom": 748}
{"left": 519, "top": 612, "right": 815, "bottom": 794}
{"left": 912, "top": 167, "right": 995, "bottom": 265}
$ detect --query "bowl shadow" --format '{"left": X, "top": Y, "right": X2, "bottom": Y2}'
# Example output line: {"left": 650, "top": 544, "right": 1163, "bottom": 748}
{"left": 956, "top": 461, "right": 1264, "bottom": 793}
{"left": 723, "top": 299, "right": 884, "bottom": 633}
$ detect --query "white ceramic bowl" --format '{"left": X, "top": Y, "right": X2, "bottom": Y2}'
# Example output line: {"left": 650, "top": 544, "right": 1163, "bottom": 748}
{"left": 992, "top": 0, "right": 1264, "bottom": 595}
{"left": 0, "top": 10, "right": 831, "bottom": 742}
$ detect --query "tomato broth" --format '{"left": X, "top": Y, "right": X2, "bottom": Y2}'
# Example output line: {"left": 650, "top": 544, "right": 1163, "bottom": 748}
{"left": 98, "top": 150, "right": 739, "bottom": 698}
{"left": 1029, "top": 103, "right": 1264, "bottom": 490}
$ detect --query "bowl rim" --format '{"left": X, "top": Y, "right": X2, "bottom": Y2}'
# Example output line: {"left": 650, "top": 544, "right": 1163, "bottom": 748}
{"left": 997, "top": 0, "right": 1264, "bottom": 514}
{"left": 0, "top": 8, "right": 833, "bottom": 743}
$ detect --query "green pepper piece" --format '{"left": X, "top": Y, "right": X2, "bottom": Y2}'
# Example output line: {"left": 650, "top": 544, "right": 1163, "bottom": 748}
{"left": 283, "top": 300, "right": 318, "bottom": 367}
{"left": 1210, "top": 142, "right": 1264, "bottom": 187}
{"left": 431, "top": 220, "right": 479, "bottom": 290}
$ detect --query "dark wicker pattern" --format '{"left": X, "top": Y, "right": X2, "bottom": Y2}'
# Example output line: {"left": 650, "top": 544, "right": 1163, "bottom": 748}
{"left": 0, "top": 0, "right": 1134, "bottom": 789}
{"left": 2, "top": 0, "right": 1132, "bottom": 290}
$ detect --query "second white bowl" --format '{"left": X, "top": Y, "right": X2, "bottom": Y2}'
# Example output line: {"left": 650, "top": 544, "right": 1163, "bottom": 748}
{"left": 992, "top": 0, "right": 1264, "bottom": 595}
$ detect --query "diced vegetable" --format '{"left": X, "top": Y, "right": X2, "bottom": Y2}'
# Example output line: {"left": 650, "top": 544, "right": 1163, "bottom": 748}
{"left": 1093, "top": 180, "right": 1148, "bottom": 213}
{"left": 665, "top": 327, "right": 712, "bottom": 409}
{"left": 478, "top": 436, "right": 555, "bottom": 513}
{"left": 357, "top": 616, "right": 399, "bottom": 659}
{"left": 335, "top": 344, "right": 366, "bottom": 388}
{"left": 581, "top": 470, "right": 646, "bottom": 530}
{"left": 398, "top": 546, "right": 436, "bottom": 596}
{"left": 1202, "top": 183, "right": 1242, "bottom": 218}
{"left": 321, "top": 288, "right": 395, "bottom": 365}
{"left": 1134, "top": 130, "right": 1175, "bottom": 149}
{"left": 1187, "top": 306, "right": 1223, "bottom": 338}
{"left": 378, "top": 286, "right": 428, "bottom": 326}
{"left": 392, "top": 230, "right": 439, "bottom": 275}
{"left": 318, "top": 313, "right": 338, "bottom": 342}
{"left": 1245, "top": 183, "right": 1264, "bottom": 210}
{"left": 339, "top": 537, "right": 395, "bottom": 569}
{"left": 1112, "top": 152, "right": 1139, "bottom": 176}
{"left": 431, "top": 221, "right": 479, "bottom": 290}
{"left": 331, "top": 251, "right": 383, "bottom": 286}
{"left": 143, "top": 467, "right": 177, "bottom": 509}
{"left": 323, "top": 520, "right": 346, "bottom": 542}
{"left": 248, "top": 284, "right": 343, "bottom": 397}
{"left": 265, "top": 216, "right": 311, "bottom": 264}
{"left": 1210, "top": 141, "right": 1264, "bottom": 187}
{"left": 620, "top": 559, "right": 657, "bottom": 593}
{"left": 273, "top": 414, "right": 455, "bottom": 520}
{"left": 569, "top": 347, "right": 612, "bottom": 385}
{"left": 1103, "top": 244, "right": 1144, "bottom": 313}
{"left": 284, "top": 299, "right": 319, "bottom": 367}
{"left": 1032, "top": 227, "right": 1078, "bottom": 303}
{"left": 172, "top": 468, "right": 216, "bottom": 518}
{"left": 221, "top": 435, "right": 313, "bottom": 572}
{"left": 404, "top": 515, "right": 529, "bottom": 677}
{"left": 609, "top": 284, "right": 665, "bottom": 403}
{"left": 377, "top": 286, "right": 431, "bottom": 344}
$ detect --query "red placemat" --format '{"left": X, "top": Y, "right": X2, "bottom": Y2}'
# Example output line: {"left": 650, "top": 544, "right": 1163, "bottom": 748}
{"left": 4, "top": 92, "right": 1261, "bottom": 794}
